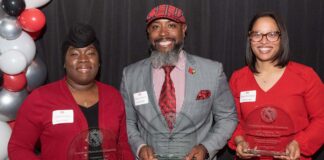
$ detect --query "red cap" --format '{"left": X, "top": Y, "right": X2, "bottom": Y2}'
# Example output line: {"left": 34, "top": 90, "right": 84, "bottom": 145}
{"left": 146, "top": 4, "right": 186, "bottom": 25}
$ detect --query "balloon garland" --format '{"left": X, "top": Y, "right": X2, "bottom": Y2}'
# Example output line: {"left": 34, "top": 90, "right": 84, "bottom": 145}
{"left": 0, "top": 0, "right": 50, "bottom": 159}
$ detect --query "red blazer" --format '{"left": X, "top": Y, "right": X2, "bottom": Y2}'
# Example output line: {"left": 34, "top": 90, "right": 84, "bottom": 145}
{"left": 8, "top": 79, "right": 134, "bottom": 160}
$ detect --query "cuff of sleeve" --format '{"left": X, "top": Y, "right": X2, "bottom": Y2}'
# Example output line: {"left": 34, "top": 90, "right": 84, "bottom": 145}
{"left": 136, "top": 144, "right": 147, "bottom": 159}
{"left": 228, "top": 125, "right": 244, "bottom": 150}
{"left": 198, "top": 144, "right": 209, "bottom": 159}
{"left": 200, "top": 142, "right": 217, "bottom": 159}
{"left": 294, "top": 132, "right": 310, "bottom": 156}
{"left": 228, "top": 138, "right": 237, "bottom": 150}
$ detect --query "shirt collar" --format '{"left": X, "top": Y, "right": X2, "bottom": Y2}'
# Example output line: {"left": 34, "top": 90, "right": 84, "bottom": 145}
{"left": 174, "top": 50, "right": 186, "bottom": 71}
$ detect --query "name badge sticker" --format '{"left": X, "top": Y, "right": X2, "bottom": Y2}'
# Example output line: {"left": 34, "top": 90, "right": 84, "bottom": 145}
{"left": 240, "top": 90, "right": 256, "bottom": 103}
{"left": 133, "top": 91, "right": 149, "bottom": 106}
{"left": 52, "top": 110, "right": 74, "bottom": 125}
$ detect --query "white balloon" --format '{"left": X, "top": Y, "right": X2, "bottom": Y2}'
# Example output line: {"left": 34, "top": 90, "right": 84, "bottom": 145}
{"left": 0, "top": 31, "right": 36, "bottom": 64}
{"left": 0, "top": 50, "right": 27, "bottom": 75}
{"left": 0, "top": 121, "right": 11, "bottom": 160}
{"left": 25, "top": 0, "right": 51, "bottom": 9}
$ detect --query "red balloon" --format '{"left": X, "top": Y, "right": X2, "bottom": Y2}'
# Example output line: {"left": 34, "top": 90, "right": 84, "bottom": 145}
{"left": 18, "top": 8, "right": 46, "bottom": 32}
{"left": 3, "top": 72, "right": 27, "bottom": 92}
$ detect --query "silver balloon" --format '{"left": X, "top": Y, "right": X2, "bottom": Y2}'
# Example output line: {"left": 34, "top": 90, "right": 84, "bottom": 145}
{"left": 26, "top": 56, "right": 47, "bottom": 92}
{"left": 0, "top": 88, "right": 28, "bottom": 121}
{"left": 0, "top": 16, "right": 22, "bottom": 40}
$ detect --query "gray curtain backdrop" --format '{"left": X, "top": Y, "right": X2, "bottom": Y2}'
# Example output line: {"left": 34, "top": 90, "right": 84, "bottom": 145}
{"left": 36, "top": 0, "right": 324, "bottom": 159}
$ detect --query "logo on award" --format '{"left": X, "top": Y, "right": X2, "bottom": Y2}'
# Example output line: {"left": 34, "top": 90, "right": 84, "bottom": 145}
{"left": 243, "top": 105, "right": 295, "bottom": 157}
{"left": 87, "top": 129, "right": 103, "bottom": 147}
{"left": 67, "top": 128, "right": 117, "bottom": 160}
{"left": 260, "top": 107, "right": 277, "bottom": 123}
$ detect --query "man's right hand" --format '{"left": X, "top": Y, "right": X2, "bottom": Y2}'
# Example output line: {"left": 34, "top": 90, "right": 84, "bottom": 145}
{"left": 139, "top": 145, "right": 157, "bottom": 160}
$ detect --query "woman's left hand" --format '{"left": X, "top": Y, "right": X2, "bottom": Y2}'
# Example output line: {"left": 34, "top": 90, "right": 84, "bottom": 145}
{"left": 274, "top": 140, "right": 300, "bottom": 160}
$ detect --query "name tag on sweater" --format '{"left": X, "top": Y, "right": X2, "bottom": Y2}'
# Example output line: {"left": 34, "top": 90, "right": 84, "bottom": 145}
{"left": 52, "top": 110, "right": 74, "bottom": 125}
{"left": 240, "top": 90, "right": 256, "bottom": 103}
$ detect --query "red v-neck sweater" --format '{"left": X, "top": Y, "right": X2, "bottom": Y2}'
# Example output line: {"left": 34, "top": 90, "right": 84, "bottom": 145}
{"left": 228, "top": 62, "right": 324, "bottom": 160}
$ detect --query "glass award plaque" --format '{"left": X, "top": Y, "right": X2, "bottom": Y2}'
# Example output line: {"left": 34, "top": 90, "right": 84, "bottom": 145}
{"left": 67, "top": 128, "right": 118, "bottom": 160}
{"left": 145, "top": 112, "right": 197, "bottom": 160}
{"left": 243, "top": 106, "right": 295, "bottom": 157}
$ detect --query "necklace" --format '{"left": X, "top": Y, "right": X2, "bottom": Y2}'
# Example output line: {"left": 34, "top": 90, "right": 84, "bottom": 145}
{"left": 256, "top": 75, "right": 272, "bottom": 84}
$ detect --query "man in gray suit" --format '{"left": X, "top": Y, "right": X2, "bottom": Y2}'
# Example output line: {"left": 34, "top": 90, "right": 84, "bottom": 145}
{"left": 120, "top": 4, "right": 237, "bottom": 160}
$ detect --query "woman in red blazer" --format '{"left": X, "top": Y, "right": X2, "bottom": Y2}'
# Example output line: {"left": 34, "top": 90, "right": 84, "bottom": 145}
{"left": 8, "top": 23, "right": 134, "bottom": 160}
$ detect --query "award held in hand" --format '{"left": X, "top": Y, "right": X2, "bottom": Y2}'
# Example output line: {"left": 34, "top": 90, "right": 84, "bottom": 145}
{"left": 145, "top": 112, "right": 197, "bottom": 160}
{"left": 67, "top": 128, "right": 118, "bottom": 160}
{"left": 243, "top": 105, "right": 295, "bottom": 157}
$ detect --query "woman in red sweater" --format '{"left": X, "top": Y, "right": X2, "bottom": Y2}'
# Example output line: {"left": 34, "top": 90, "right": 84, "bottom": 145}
{"left": 228, "top": 12, "right": 324, "bottom": 160}
{"left": 8, "top": 23, "right": 134, "bottom": 160}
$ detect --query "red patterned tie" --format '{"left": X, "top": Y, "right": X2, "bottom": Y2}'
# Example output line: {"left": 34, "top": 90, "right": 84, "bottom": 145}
{"left": 159, "top": 65, "right": 176, "bottom": 130}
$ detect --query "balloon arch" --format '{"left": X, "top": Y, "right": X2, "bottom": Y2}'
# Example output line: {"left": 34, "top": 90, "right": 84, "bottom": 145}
{"left": 0, "top": 0, "right": 50, "bottom": 159}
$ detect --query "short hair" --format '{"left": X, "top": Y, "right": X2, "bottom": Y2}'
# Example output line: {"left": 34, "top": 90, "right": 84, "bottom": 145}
{"left": 245, "top": 12, "right": 290, "bottom": 73}
{"left": 61, "top": 23, "right": 101, "bottom": 64}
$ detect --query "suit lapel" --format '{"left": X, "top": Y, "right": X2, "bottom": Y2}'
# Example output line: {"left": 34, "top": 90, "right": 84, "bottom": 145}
{"left": 174, "top": 52, "right": 199, "bottom": 132}
{"left": 143, "top": 59, "right": 159, "bottom": 111}
{"left": 142, "top": 59, "right": 170, "bottom": 133}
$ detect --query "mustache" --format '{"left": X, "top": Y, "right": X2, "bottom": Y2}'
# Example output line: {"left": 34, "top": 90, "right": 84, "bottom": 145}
{"left": 154, "top": 38, "right": 176, "bottom": 44}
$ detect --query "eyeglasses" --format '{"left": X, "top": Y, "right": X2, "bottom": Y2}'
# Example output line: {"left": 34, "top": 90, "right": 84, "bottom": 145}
{"left": 249, "top": 31, "right": 281, "bottom": 42}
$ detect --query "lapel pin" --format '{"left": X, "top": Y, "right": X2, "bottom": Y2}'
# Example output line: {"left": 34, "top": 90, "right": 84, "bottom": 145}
{"left": 188, "top": 67, "right": 196, "bottom": 75}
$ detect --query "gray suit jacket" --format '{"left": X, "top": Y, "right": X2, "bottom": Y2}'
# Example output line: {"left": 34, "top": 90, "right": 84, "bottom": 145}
{"left": 120, "top": 52, "right": 237, "bottom": 159}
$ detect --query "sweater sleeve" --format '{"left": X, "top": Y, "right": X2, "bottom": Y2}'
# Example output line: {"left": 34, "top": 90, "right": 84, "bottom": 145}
{"left": 8, "top": 91, "right": 42, "bottom": 160}
{"left": 293, "top": 68, "right": 324, "bottom": 156}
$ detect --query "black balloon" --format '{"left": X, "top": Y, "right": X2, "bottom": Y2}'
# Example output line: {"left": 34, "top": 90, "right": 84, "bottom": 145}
{"left": 1, "top": 0, "right": 25, "bottom": 17}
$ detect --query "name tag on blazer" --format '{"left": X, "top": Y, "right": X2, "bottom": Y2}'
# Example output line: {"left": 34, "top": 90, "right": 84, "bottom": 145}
{"left": 133, "top": 91, "right": 149, "bottom": 106}
{"left": 52, "top": 110, "right": 74, "bottom": 125}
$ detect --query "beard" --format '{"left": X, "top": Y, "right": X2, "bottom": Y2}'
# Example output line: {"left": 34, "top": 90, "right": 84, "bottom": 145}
{"left": 149, "top": 38, "right": 184, "bottom": 69}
